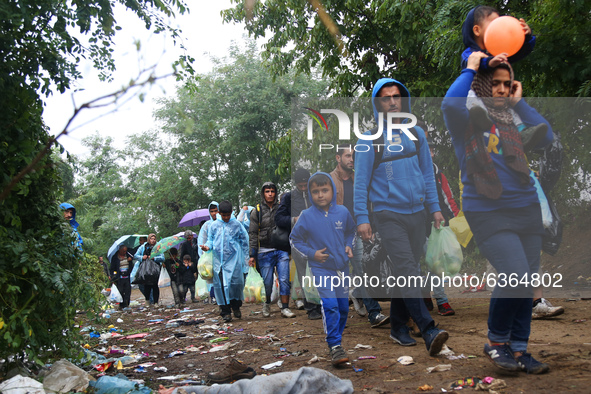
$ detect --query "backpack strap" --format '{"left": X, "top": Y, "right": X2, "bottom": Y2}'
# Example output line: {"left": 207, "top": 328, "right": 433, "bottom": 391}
{"left": 256, "top": 204, "right": 261, "bottom": 232}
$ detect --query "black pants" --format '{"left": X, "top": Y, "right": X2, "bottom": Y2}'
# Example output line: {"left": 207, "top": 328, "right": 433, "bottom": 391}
{"left": 374, "top": 209, "right": 434, "bottom": 334}
{"left": 144, "top": 284, "right": 159, "bottom": 304}
{"left": 220, "top": 299, "right": 243, "bottom": 316}
{"left": 117, "top": 277, "right": 131, "bottom": 308}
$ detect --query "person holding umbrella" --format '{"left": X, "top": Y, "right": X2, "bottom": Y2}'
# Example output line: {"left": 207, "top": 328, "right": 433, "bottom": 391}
{"left": 133, "top": 233, "right": 164, "bottom": 306}
{"left": 110, "top": 245, "right": 134, "bottom": 310}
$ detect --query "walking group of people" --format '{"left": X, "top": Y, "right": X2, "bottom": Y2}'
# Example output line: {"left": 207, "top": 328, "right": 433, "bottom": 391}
{"left": 60, "top": 5, "right": 566, "bottom": 376}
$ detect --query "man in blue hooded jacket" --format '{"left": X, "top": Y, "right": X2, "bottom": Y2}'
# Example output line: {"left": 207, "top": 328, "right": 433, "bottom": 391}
{"left": 60, "top": 202, "right": 83, "bottom": 251}
{"left": 354, "top": 78, "right": 449, "bottom": 356}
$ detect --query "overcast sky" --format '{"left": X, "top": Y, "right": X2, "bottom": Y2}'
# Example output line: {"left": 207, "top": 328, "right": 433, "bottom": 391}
{"left": 43, "top": 1, "right": 254, "bottom": 157}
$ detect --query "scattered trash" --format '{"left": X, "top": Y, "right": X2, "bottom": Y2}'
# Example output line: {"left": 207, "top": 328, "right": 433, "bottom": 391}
{"left": 89, "top": 374, "right": 151, "bottom": 394}
{"left": 0, "top": 375, "right": 45, "bottom": 394}
{"left": 154, "top": 367, "right": 168, "bottom": 372}
{"left": 437, "top": 344, "right": 455, "bottom": 356}
{"left": 43, "top": 359, "right": 95, "bottom": 393}
{"left": 307, "top": 355, "right": 319, "bottom": 365}
{"left": 426, "top": 364, "right": 452, "bottom": 373}
{"left": 357, "top": 356, "right": 376, "bottom": 360}
{"left": 174, "top": 333, "right": 187, "bottom": 338}
{"left": 166, "top": 322, "right": 180, "bottom": 328}
{"left": 93, "top": 362, "right": 113, "bottom": 372}
{"left": 482, "top": 376, "right": 494, "bottom": 384}
{"left": 167, "top": 351, "right": 185, "bottom": 358}
{"left": 573, "top": 319, "right": 587, "bottom": 323}
{"left": 116, "top": 318, "right": 123, "bottom": 323}
{"left": 447, "top": 354, "right": 468, "bottom": 360}
{"left": 397, "top": 356, "right": 414, "bottom": 365}
{"left": 119, "top": 333, "right": 149, "bottom": 340}
{"left": 354, "top": 344, "right": 372, "bottom": 349}
{"left": 210, "top": 337, "right": 229, "bottom": 343}
{"left": 352, "top": 366, "right": 363, "bottom": 372}
{"left": 261, "top": 360, "right": 284, "bottom": 370}
{"left": 417, "top": 384, "right": 433, "bottom": 391}
{"left": 449, "top": 377, "right": 482, "bottom": 389}
{"left": 475, "top": 377, "right": 506, "bottom": 392}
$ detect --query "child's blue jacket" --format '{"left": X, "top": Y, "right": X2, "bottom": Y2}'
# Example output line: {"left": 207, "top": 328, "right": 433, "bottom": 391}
{"left": 290, "top": 172, "right": 356, "bottom": 272}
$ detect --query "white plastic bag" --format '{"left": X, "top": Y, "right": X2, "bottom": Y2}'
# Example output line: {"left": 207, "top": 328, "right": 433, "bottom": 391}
{"left": 108, "top": 284, "right": 123, "bottom": 304}
{"left": 158, "top": 267, "right": 171, "bottom": 288}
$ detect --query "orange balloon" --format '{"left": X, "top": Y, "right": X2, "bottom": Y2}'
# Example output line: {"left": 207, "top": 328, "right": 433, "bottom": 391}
{"left": 483, "top": 16, "right": 525, "bottom": 57}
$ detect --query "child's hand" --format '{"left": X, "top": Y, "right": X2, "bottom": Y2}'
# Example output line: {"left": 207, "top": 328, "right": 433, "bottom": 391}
{"left": 489, "top": 53, "right": 508, "bottom": 68}
{"left": 248, "top": 257, "right": 256, "bottom": 267}
{"left": 466, "top": 51, "right": 488, "bottom": 71}
{"left": 314, "top": 247, "right": 329, "bottom": 263}
{"left": 200, "top": 245, "right": 209, "bottom": 251}
{"left": 519, "top": 18, "right": 531, "bottom": 36}
{"left": 509, "top": 80, "right": 523, "bottom": 106}
{"left": 345, "top": 246, "right": 353, "bottom": 258}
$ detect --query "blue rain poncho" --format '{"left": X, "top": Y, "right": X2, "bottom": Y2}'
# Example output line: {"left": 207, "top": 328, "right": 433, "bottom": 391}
{"left": 205, "top": 216, "right": 249, "bottom": 304}
{"left": 59, "top": 202, "right": 83, "bottom": 251}
{"left": 197, "top": 201, "right": 220, "bottom": 257}
{"left": 236, "top": 205, "right": 255, "bottom": 231}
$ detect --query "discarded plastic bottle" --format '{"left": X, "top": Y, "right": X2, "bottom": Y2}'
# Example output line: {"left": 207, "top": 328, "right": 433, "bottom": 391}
{"left": 165, "top": 322, "right": 179, "bottom": 328}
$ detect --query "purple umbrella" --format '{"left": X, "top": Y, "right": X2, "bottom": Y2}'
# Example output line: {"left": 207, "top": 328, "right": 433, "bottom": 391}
{"left": 178, "top": 208, "right": 210, "bottom": 227}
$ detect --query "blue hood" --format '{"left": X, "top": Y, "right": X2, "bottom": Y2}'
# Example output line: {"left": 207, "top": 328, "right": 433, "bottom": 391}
{"left": 59, "top": 202, "right": 79, "bottom": 229}
{"left": 307, "top": 171, "right": 337, "bottom": 211}
{"left": 208, "top": 201, "right": 219, "bottom": 221}
{"left": 371, "top": 78, "right": 411, "bottom": 125}
{"left": 462, "top": 7, "right": 482, "bottom": 52}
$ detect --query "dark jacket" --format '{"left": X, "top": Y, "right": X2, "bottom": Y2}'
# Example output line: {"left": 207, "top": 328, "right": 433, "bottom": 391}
{"left": 163, "top": 257, "right": 181, "bottom": 282}
{"left": 110, "top": 253, "right": 135, "bottom": 283}
{"left": 178, "top": 262, "right": 197, "bottom": 285}
{"left": 275, "top": 188, "right": 311, "bottom": 231}
{"left": 249, "top": 181, "right": 279, "bottom": 256}
{"left": 179, "top": 238, "right": 199, "bottom": 265}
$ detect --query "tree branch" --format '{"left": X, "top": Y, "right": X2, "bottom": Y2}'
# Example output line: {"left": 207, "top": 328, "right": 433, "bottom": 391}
{"left": 0, "top": 69, "right": 176, "bottom": 202}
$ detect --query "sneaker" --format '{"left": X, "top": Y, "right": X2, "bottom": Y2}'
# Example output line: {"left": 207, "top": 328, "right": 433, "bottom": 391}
{"left": 370, "top": 313, "right": 390, "bottom": 328}
{"left": 532, "top": 298, "right": 565, "bottom": 319}
{"left": 516, "top": 352, "right": 550, "bottom": 374}
{"left": 483, "top": 343, "right": 521, "bottom": 372}
{"left": 423, "top": 297, "right": 434, "bottom": 311}
{"left": 438, "top": 302, "right": 455, "bottom": 316}
{"left": 222, "top": 314, "right": 232, "bottom": 323}
{"left": 521, "top": 123, "right": 548, "bottom": 151}
{"left": 281, "top": 307, "right": 296, "bottom": 318}
{"left": 329, "top": 345, "right": 349, "bottom": 366}
{"left": 308, "top": 309, "right": 322, "bottom": 320}
{"left": 424, "top": 326, "right": 449, "bottom": 356}
{"left": 295, "top": 299, "right": 305, "bottom": 310}
{"left": 233, "top": 309, "right": 242, "bottom": 319}
{"left": 191, "top": 298, "right": 197, "bottom": 303}
{"left": 390, "top": 326, "right": 417, "bottom": 346}
{"left": 262, "top": 303, "right": 271, "bottom": 317}
{"left": 207, "top": 358, "right": 256, "bottom": 384}
{"left": 349, "top": 288, "right": 367, "bottom": 316}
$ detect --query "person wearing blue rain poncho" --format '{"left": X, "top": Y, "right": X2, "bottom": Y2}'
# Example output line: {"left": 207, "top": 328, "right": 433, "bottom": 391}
{"left": 200, "top": 201, "right": 249, "bottom": 322}
{"left": 290, "top": 172, "right": 356, "bottom": 367}
{"left": 237, "top": 205, "right": 255, "bottom": 231}
{"left": 198, "top": 201, "right": 220, "bottom": 302}
{"left": 197, "top": 201, "right": 220, "bottom": 257}
{"left": 60, "top": 202, "right": 83, "bottom": 251}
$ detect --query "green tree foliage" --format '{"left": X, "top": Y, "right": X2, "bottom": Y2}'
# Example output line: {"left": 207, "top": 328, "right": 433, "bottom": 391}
{"left": 0, "top": 0, "right": 191, "bottom": 362}
{"left": 154, "top": 42, "right": 330, "bottom": 203}
{"left": 224, "top": 0, "right": 591, "bottom": 208}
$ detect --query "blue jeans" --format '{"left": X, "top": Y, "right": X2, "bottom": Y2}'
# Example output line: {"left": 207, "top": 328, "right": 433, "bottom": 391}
{"left": 478, "top": 231, "right": 541, "bottom": 352}
{"left": 258, "top": 250, "right": 290, "bottom": 303}
{"left": 351, "top": 235, "right": 382, "bottom": 319}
